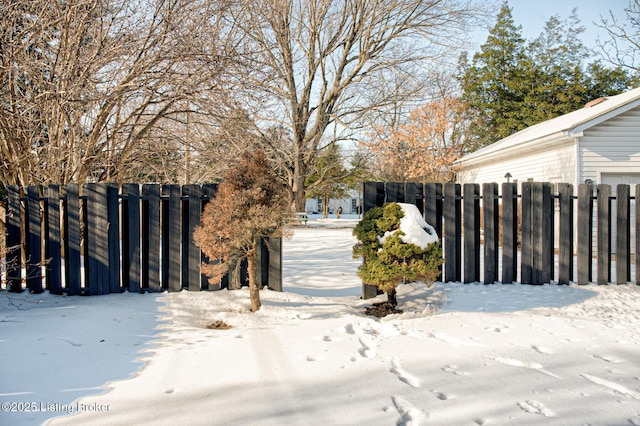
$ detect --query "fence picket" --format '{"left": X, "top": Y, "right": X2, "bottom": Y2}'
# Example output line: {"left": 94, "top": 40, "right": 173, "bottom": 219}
{"left": 142, "top": 184, "right": 162, "bottom": 292}
{"left": 558, "top": 183, "right": 573, "bottom": 284}
{"left": 521, "top": 182, "right": 533, "bottom": 284}
{"left": 45, "top": 185, "right": 63, "bottom": 294}
{"left": 386, "top": 182, "right": 405, "bottom": 203}
{"left": 616, "top": 184, "right": 631, "bottom": 284}
{"left": 6, "top": 185, "right": 22, "bottom": 292}
{"left": 182, "top": 184, "right": 202, "bottom": 291}
{"left": 163, "top": 185, "right": 182, "bottom": 292}
{"left": 424, "top": 183, "right": 443, "bottom": 281}
{"left": 85, "top": 183, "right": 109, "bottom": 295}
{"left": 597, "top": 184, "right": 612, "bottom": 285}
{"left": 122, "top": 184, "right": 141, "bottom": 293}
{"left": 201, "top": 184, "right": 219, "bottom": 291}
{"left": 501, "top": 183, "right": 518, "bottom": 284}
{"left": 107, "top": 183, "right": 121, "bottom": 293}
{"left": 577, "top": 184, "right": 594, "bottom": 284}
{"left": 463, "top": 184, "right": 480, "bottom": 283}
{"left": 63, "top": 184, "right": 82, "bottom": 295}
{"left": 444, "top": 183, "right": 461, "bottom": 283}
{"left": 26, "top": 186, "right": 43, "bottom": 293}
{"left": 267, "top": 237, "right": 283, "bottom": 292}
{"left": 483, "top": 183, "right": 499, "bottom": 284}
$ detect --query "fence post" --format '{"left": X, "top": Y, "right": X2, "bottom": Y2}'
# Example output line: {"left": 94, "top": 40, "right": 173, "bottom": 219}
{"left": 463, "top": 184, "right": 480, "bottom": 283}
{"left": 597, "top": 184, "right": 612, "bottom": 284}
{"left": 45, "top": 185, "right": 63, "bottom": 295}
{"left": 616, "top": 184, "right": 630, "bottom": 284}
{"left": 501, "top": 183, "right": 518, "bottom": 284}
{"left": 558, "top": 183, "right": 573, "bottom": 284}
{"left": 142, "top": 184, "right": 162, "bottom": 292}
{"left": 85, "top": 183, "right": 110, "bottom": 295}
{"left": 444, "top": 183, "right": 461, "bottom": 282}
{"left": 483, "top": 183, "right": 499, "bottom": 284}
{"left": 6, "top": 185, "right": 22, "bottom": 292}
{"left": 577, "top": 184, "right": 594, "bottom": 284}
{"left": 26, "top": 186, "right": 43, "bottom": 293}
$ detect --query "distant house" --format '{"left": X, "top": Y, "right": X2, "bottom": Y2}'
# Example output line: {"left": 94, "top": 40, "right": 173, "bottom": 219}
{"left": 305, "top": 189, "right": 362, "bottom": 215}
{"left": 454, "top": 87, "right": 640, "bottom": 192}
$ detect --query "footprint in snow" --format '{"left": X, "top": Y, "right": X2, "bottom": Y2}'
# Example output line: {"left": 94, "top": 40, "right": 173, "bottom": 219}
{"left": 390, "top": 358, "right": 421, "bottom": 388}
{"left": 591, "top": 354, "right": 624, "bottom": 363}
{"left": 489, "top": 356, "right": 561, "bottom": 379}
{"left": 581, "top": 374, "right": 640, "bottom": 399}
{"left": 430, "top": 390, "right": 449, "bottom": 401}
{"left": 517, "top": 400, "right": 554, "bottom": 417}
{"left": 392, "top": 395, "right": 428, "bottom": 426}
{"left": 442, "top": 364, "right": 470, "bottom": 376}
{"left": 531, "top": 345, "right": 554, "bottom": 355}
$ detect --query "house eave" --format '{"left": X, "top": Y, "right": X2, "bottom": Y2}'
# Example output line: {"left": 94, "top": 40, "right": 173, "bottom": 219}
{"left": 455, "top": 131, "right": 579, "bottom": 170}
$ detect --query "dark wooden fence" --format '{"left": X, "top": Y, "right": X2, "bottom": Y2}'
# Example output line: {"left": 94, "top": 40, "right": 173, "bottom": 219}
{"left": 2, "top": 184, "right": 282, "bottom": 295}
{"left": 362, "top": 181, "right": 639, "bottom": 298}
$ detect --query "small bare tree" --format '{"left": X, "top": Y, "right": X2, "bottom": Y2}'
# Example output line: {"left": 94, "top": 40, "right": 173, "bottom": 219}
{"left": 193, "top": 150, "right": 290, "bottom": 312}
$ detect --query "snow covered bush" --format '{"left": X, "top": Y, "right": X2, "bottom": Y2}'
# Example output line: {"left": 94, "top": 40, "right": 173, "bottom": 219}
{"left": 353, "top": 202, "right": 443, "bottom": 312}
{"left": 193, "top": 150, "right": 290, "bottom": 312}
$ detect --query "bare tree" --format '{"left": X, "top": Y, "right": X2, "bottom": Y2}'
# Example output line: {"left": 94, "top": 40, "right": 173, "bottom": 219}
{"left": 229, "top": 0, "right": 484, "bottom": 211}
{"left": 597, "top": 0, "right": 640, "bottom": 73}
{"left": 0, "top": 0, "right": 239, "bottom": 187}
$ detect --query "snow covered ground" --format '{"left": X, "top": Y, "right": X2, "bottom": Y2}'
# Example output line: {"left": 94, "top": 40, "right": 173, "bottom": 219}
{"left": 2, "top": 218, "right": 640, "bottom": 425}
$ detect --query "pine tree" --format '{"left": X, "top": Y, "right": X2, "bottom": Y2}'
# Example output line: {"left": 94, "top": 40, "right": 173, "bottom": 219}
{"left": 458, "top": 4, "right": 636, "bottom": 149}
{"left": 458, "top": 3, "right": 528, "bottom": 149}
{"left": 353, "top": 203, "right": 443, "bottom": 312}
{"left": 193, "top": 150, "right": 290, "bottom": 312}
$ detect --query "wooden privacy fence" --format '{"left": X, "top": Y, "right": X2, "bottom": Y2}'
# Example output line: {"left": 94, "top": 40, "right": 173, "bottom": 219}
{"left": 2, "top": 183, "right": 282, "bottom": 295}
{"left": 362, "top": 181, "right": 640, "bottom": 298}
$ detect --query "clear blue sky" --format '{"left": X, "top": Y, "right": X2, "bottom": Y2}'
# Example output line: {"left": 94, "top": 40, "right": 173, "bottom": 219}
{"left": 474, "top": 0, "right": 631, "bottom": 51}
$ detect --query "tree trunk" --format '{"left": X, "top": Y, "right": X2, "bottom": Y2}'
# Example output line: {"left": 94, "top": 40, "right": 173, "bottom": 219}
{"left": 292, "top": 151, "right": 308, "bottom": 212}
{"left": 387, "top": 287, "right": 398, "bottom": 308}
{"left": 292, "top": 176, "right": 307, "bottom": 212}
{"left": 248, "top": 242, "right": 261, "bottom": 312}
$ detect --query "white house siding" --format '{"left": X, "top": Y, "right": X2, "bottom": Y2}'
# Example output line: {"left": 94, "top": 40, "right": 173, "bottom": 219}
{"left": 577, "top": 108, "right": 640, "bottom": 256}
{"left": 579, "top": 106, "right": 640, "bottom": 185}
{"left": 456, "top": 140, "right": 577, "bottom": 189}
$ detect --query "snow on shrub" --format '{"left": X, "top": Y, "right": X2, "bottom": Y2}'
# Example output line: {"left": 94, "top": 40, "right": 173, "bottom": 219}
{"left": 353, "top": 202, "right": 443, "bottom": 312}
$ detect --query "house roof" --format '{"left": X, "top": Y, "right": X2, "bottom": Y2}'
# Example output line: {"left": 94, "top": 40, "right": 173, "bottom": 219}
{"left": 454, "top": 87, "right": 640, "bottom": 168}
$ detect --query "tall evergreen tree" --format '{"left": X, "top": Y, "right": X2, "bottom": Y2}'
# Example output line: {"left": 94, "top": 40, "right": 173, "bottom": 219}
{"left": 459, "top": 3, "right": 636, "bottom": 149}
{"left": 458, "top": 3, "right": 528, "bottom": 150}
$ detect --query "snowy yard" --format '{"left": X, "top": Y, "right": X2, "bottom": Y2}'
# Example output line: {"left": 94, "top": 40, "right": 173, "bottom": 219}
{"left": 2, "top": 219, "right": 640, "bottom": 425}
